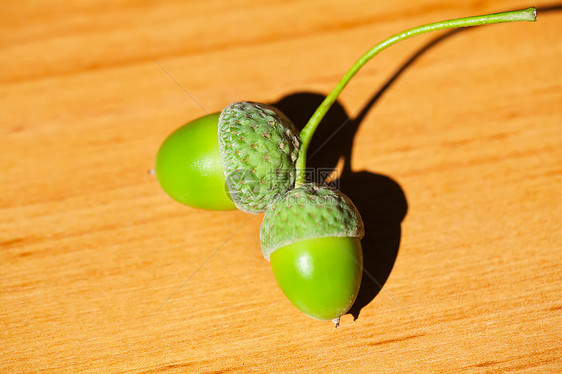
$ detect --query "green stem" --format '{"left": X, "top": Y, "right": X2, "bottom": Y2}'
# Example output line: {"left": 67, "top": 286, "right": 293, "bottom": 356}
{"left": 295, "top": 7, "right": 537, "bottom": 187}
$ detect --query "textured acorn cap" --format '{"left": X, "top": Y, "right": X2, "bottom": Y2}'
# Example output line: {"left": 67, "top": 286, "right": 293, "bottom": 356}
{"left": 219, "top": 102, "right": 301, "bottom": 213}
{"left": 260, "top": 184, "right": 364, "bottom": 261}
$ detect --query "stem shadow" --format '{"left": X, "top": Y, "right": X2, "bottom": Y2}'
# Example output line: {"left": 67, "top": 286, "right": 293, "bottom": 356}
{"left": 270, "top": 2, "right": 561, "bottom": 321}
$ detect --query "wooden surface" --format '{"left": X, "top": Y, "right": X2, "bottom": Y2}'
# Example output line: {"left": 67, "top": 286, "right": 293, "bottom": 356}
{"left": 1, "top": 1, "right": 561, "bottom": 372}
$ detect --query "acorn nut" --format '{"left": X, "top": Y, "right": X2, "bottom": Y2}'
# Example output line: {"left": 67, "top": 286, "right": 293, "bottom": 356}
{"left": 260, "top": 183, "right": 364, "bottom": 323}
{"left": 155, "top": 102, "right": 300, "bottom": 212}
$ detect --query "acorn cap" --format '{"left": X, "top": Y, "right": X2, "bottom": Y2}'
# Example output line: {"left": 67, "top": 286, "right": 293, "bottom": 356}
{"left": 219, "top": 102, "right": 301, "bottom": 213}
{"left": 260, "top": 184, "right": 364, "bottom": 261}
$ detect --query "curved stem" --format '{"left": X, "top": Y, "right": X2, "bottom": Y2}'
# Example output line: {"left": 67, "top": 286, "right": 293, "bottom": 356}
{"left": 295, "top": 7, "right": 537, "bottom": 187}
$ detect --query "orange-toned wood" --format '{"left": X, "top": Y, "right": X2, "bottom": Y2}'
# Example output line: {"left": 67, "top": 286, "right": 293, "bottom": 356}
{"left": 1, "top": 1, "right": 560, "bottom": 372}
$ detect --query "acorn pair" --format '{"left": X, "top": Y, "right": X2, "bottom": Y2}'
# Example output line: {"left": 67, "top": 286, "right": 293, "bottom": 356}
{"left": 155, "top": 101, "right": 364, "bottom": 324}
{"left": 155, "top": 7, "right": 538, "bottom": 325}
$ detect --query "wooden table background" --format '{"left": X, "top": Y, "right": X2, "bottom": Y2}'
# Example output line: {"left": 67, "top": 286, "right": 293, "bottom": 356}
{"left": 1, "top": 0, "right": 560, "bottom": 372}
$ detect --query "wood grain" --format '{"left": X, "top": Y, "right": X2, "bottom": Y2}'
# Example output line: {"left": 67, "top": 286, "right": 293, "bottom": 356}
{"left": 1, "top": 1, "right": 560, "bottom": 372}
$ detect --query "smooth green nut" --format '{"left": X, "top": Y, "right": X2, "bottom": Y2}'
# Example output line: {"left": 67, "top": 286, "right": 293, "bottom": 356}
{"left": 155, "top": 113, "right": 236, "bottom": 211}
{"left": 271, "top": 236, "right": 363, "bottom": 321}
{"left": 260, "top": 184, "right": 364, "bottom": 322}
{"left": 219, "top": 102, "right": 301, "bottom": 213}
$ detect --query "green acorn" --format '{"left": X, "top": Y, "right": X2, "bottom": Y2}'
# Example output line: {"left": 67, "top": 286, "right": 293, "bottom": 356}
{"left": 260, "top": 183, "right": 364, "bottom": 324}
{"left": 219, "top": 102, "right": 300, "bottom": 213}
{"left": 155, "top": 102, "right": 300, "bottom": 212}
